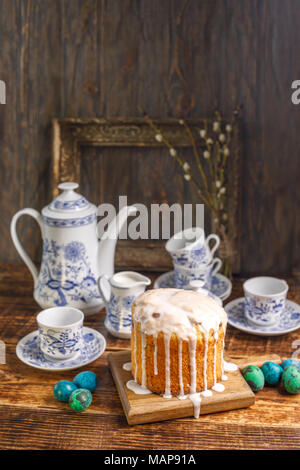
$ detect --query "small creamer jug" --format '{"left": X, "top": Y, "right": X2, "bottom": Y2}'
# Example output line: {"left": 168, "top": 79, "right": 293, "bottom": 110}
{"left": 98, "top": 271, "right": 151, "bottom": 338}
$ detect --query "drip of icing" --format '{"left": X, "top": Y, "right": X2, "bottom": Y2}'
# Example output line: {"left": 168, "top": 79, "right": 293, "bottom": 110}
{"left": 134, "top": 323, "right": 137, "bottom": 381}
{"left": 177, "top": 394, "right": 188, "bottom": 400}
{"left": 213, "top": 331, "right": 218, "bottom": 386}
{"left": 153, "top": 334, "right": 158, "bottom": 375}
{"left": 212, "top": 383, "right": 225, "bottom": 392}
{"left": 188, "top": 393, "right": 202, "bottom": 418}
{"left": 141, "top": 332, "right": 147, "bottom": 387}
{"left": 163, "top": 334, "right": 172, "bottom": 398}
{"left": 122, "top": 362, "right": 132, "bottom": 371}
{"left": 201, "top": 390, "right": 213, "bottom": 397}
{"left": 224, "top": 361, "right": 238, "bottom": 372}
{"left": 203, "top": 331, "right": 208, "bottom": 390}
{"left": 221, "top": 374, "right": 228, "bottom": 381}
{"left": 221, "top": 326, "right": 225, "bottom": 375}
{"left": 126, "top": 380, "right": 151, "bottom": 395}
{"left": 189, "top": 336, "right": 197, "bottom": 394}
{"left": 178, "top": 339, "right": 184, "bottom": 397}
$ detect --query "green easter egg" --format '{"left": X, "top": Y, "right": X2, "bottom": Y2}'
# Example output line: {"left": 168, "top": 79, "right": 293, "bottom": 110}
{"left": 242, "top": 365, "right": 265, "bottom": 392}
{"left": 69, "top": 388, "right": 92, "bottom": 412}
{"left": 282, "top": 365, "right": 300, "bottom": 395}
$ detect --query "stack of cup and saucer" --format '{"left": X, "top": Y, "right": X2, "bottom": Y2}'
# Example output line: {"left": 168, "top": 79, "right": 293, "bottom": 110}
{"left": 16, "top": 306, "right": 106, "bottom": 371}
{"left": 225, "top": 276, "right": 300, "bottom": 336}
{"left": 154, "top": 227, "right": 232, "bottom": 302}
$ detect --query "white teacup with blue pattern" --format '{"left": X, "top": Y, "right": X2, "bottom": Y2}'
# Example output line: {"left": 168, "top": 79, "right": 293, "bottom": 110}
{"left": 243, "top": 277, "right": 288, "bottom": 326}
{"left": 174, "top": 257, "right": 222, "bottom": 290}
{"left": 37, "top": 306, "right": 84, "bottom": 361}
{"left": 166, "top": 227, "right": 220, "bottom": 270}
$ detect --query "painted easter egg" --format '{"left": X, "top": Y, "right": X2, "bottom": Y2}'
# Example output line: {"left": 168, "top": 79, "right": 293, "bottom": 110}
{"left": 73, "top": 370, "right": 98, "bottom": 392}
{"left": 69, "top": 388, "right": 92, "bottom": 412}
{"left": 281, "top": 358, "right": 300, "bottom": 371}
{"left": 261, "top": 362, "right": 283, "bottom": 386}
{"left": 242, "top": 365, "right": 265, "bottom": 392}
{"left": 53, "top": 380, "right": 77, "bottom": 402}
{"left": 282, "top": 366, "right": 300, "bottom": 394}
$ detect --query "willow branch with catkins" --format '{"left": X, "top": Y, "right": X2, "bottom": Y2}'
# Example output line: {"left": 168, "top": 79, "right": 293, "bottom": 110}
{"left": 139, "top": 105, "right": 240, "bottom": 278}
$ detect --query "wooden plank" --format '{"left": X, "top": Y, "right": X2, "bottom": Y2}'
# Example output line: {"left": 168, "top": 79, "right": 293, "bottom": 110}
{"left": 1, "top": 403, "right": 300, "bottom": 450}
{"left": 108, "top": 350, "right": 255, "bottom": 425}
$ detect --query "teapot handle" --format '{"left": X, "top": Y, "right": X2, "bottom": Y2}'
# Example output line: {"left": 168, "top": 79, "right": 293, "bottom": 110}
{"left": 97, "top": 275, "right": 111, "bottom": 308}
{"left": 10, "top": 208, "right": 44, "bottom": 286}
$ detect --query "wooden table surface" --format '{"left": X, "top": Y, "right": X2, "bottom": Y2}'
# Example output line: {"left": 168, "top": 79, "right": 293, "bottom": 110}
{"left": 1, "top": 263, "right": 300, "bottom": 450}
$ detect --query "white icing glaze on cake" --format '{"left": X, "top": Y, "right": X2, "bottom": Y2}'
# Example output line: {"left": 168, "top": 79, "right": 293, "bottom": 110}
{"left": 133, "top": 288, "right": 227, "bottom": 340}
{"left": 122, "top": 362, "right": 132, "bottom": 371}
{"left": 131, "top": 288, "right": 229, "bottom": 418}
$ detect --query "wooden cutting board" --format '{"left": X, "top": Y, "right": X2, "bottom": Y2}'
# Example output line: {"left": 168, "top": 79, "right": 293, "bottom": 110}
{"left": 108, "top": 351, "right": 281, "bottom": 425}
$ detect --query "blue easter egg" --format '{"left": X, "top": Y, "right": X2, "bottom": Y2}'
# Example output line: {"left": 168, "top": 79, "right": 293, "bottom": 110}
{"left": 73, "top": 371, "right": 98, "bottom": 392}
{"left": 53, "top": 380, "right": 77, "bottom": 402}
{"left": 261, "top": 362, "right": 283, "bottom": 386}
{"left": 281, "top": 358, "right": 300, "bottom": 370}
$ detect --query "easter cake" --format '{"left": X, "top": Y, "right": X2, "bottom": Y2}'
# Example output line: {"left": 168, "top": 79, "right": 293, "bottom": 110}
{"left": 131, "top": 288, "right": 227, "bottom": 398}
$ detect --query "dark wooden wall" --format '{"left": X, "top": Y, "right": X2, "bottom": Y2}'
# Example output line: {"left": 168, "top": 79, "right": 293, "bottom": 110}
{"left": 0, "top": 0, "right": 299, "bottom": 275}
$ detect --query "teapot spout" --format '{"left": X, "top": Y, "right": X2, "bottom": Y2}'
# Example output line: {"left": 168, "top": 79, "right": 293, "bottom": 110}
{"left": 98, "top": 205, "right": 137, "bottom": 277}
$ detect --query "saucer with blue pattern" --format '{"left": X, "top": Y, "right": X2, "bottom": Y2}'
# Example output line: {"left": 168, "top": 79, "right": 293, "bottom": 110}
{"left": 16, "top": 326, "right": 106, "bottom": 371}
{"left": 225, "top": 297, "right": 300, "bottom": 336}
{"left": 153, "top": 271, "right": 232, "bottom": 301}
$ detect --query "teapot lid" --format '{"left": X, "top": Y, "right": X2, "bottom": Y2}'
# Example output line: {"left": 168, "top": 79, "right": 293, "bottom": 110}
{"left": 48, "top": 182, "right": 90, "bottom": 212}
{"left": 42, "top": 182, "right": 96, "bottom": 219}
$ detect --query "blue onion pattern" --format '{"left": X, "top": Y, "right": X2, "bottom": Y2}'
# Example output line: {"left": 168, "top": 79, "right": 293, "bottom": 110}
{"left": 64, "top": 241, "right": 86, "bottom": 263}
{"left": 245, "top": 294, "right": 286, "bottom": 324}
{"left": 107, "top": 293, "right": 135, "bottom": 332}
{"left": 34, "top": 237, "right": 100, "bottom": 307}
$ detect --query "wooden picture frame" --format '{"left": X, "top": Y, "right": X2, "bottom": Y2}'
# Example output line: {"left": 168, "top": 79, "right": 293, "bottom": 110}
{"left": 52, "top": 118, "right": 241, "bottom": 272}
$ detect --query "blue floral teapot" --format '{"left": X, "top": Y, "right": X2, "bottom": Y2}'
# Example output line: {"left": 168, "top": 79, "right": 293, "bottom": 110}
{"left": 10, "top": 182, "right": 136, "bottom": 315}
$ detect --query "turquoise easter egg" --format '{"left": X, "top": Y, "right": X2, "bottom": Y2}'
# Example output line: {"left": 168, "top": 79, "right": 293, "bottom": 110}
{"left": 242, "top": 365, "right": 265, "bottom": 392}
{"left": 73, "top": 371, "right": 98, "bottom": 392}
{"left": 281, "top": 358, "right": 300, "bottom": 371}
{"left": 69, "top": 388, "right": 92, "bottom": 412}
{"left": 282, "top": 366, "right": 300, "bottom": 394}
{"left": 53, "top": 380, "right": 77, "bottom": 402}
{"left": 261, "top": 362, "right": 283, "bottom": 386}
